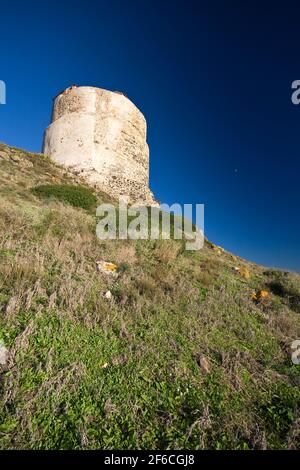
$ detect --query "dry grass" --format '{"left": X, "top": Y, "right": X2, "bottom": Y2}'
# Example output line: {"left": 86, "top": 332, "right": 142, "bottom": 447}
{"left": 0, "top": 143, "right": 300, "bottom": 450}
{"left": 153, "top": 240, "right": 181, "bottom": 263}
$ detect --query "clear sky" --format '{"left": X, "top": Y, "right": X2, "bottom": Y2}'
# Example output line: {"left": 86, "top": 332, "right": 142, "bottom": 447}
{"left": 0, "top": 1, "right": 299, "bottom": 272}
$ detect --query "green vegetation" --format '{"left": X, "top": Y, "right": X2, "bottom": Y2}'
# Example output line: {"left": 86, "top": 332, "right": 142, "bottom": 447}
{"left": 0, "top": 143, "right": 300, "bottom": 450}
{"left": 32, "top": 184, "right": 97, "bottom": 212}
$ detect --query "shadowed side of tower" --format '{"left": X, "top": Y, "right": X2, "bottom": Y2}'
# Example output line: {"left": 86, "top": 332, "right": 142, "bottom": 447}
{"left": 43, "top": 86, "right": 157, "bottom": 205}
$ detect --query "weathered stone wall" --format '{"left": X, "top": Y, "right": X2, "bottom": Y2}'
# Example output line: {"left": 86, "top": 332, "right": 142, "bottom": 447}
{"left": 43, "top": 86, "right": 157, "bottom": 204}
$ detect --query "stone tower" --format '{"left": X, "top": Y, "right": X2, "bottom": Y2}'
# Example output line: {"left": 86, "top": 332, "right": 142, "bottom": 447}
{"left": 43, "top": 86, "right": 156, "bottom": 205}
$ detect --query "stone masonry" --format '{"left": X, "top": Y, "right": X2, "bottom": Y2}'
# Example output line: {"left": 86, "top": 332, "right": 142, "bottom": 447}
{"left": 43, "top": 86, "right": 157, "bottom": 205}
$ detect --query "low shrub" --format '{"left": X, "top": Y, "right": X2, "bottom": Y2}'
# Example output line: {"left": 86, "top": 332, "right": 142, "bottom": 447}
{"left": 32, "top": 184, "right": 97, "bottom": 211}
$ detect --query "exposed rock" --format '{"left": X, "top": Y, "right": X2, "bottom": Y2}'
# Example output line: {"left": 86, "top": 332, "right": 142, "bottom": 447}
{"left": 0, "top": 342, "right": 9, "bottom": 366}
{"left": 8, "top": 154, "right": 33, "bottom": 168}
{"left": 194, "top": 354, "right": 212, "bottom": 375}
{"left": 199, "top": 356, "right": 211, "bottom": 374}
{"left": 211, "top": 244, "right": 224, "bottom": 254}
{"left": 19, "top": 159, "right": 34, "bottom": 169}
{"left": 0, "top": 150, "right": 9, "bottom": 160}
{"left": 5, "top": 296, "right": 20, "bottom": 316}
{"left": 97, "top": 260, "right": 119, "bottom": 277}
{"left": 251, "top": 290, "right": 270, "bottom": 301}
{"left": 103, "top": 290, "right": 112, "bottom": 300}
{"left": 234, "top": 266, "right": 251, "bottom": 279}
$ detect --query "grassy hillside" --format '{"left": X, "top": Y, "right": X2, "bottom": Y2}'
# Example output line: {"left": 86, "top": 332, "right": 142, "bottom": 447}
{"left": 0, "top": 142, "right": 300, "bottom": 450}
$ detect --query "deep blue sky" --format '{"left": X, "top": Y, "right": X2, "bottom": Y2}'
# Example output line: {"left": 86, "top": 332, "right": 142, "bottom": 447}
{"left": 0, "top": 1, "right": 299, "bottom": 271}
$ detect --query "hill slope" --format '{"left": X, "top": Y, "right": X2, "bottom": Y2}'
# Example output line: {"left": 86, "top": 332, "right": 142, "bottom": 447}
{"left": 0, "top": 142, "right": 300, "bottom": 450}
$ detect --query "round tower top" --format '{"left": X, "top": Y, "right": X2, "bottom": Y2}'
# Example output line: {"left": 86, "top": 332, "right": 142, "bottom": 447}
{"left": 51, "top": 86, "right": 145, "bottom": 124}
